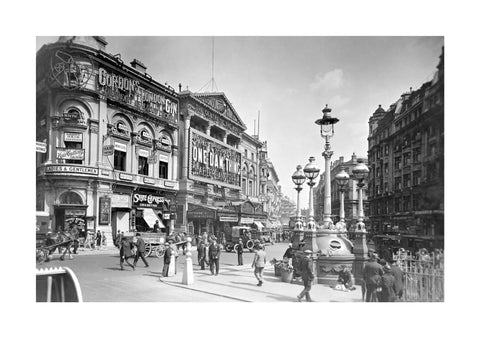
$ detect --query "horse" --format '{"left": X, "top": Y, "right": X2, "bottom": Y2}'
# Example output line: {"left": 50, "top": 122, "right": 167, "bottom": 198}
{"left": 44, "top": 231, "right": 75, "bottom": 261}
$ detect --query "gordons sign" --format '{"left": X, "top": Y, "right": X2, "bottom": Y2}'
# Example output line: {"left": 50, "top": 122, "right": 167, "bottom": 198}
{"left": 189, "top": 129, "right": 241, "bottom": 188}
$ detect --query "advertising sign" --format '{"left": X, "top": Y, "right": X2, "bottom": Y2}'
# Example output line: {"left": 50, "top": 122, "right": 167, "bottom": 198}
{"left": 103, "top": 145, "right": 114, "bottom": 156}
{"left": 64, "top": 132, "right": 83, "bottom": 142}
{"left": 111, "top": 194, "right": 130, "bottom": 208}
{"left": 56, "top": 148, "right": 85, "bottom": 160}
{"left": 45, "top": 165, "right": 98, "bottom": 176}
{"left": 36, "top": 141, "right": 47, "bottom": 153}
{"left": 99, "top": 196, "right": 111, "bottom": 225}
{"left": 189, "top": 129, "right": 241, "bottom": 188}
{"left": 133, "top": 193, "right": 170, "bottom": 208}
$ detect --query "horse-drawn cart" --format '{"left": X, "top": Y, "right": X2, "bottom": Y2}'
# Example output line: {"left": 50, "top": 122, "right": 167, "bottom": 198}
{"left": 36, "top": 232, "right": 75, "bottom": 264}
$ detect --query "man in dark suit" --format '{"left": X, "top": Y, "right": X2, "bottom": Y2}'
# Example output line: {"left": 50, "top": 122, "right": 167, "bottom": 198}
{"left": 133, "top": 233, "right": 149, "bottom": 268}
{"left": 363, "top": 254, "right": 384, "bottom": 302}
{"left": 379, "top": 265, "right": 397, "bottom": 302}
{"left": 208, "top": 237, "right": 221, "bottom": 276}
{"left": 297, "top": 250, "right": 315, "bottom": 302}
{"left": 197, "top": 240, "right": 207, "bottom": 270}
{"left": 120, "top": 237, "right": 135, "bottom": 271}
{"left": 390, "top": 260, "right": 405, "bottom": 300}
{"left": 162, "top": 242, "right": 172, "bottom": 277}
{"left": 237, "top": 239, "right": 244, "bottom": 266}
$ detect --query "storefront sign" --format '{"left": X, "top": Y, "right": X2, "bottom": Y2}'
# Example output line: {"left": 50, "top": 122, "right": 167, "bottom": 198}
{"left": 133, "top": 193, "right": 170, "bottom": 208}
{"left": 103, "top": 145, "right": 114, "bottom": 156}
{"left": 111, "top": 194, "right": 130, "bottom": 208}
{"left": 119, "top": 173, "right": 133, "bottom": 181}
{"left": 45, "top": 165, "right": 98, "bottom": 176}
{"left": 143, "top": 177, "right": 155, "bottom": 184}
{"left": 56, "top": 148, "right": 85, "bottom": 160}
{"left": 163, "top": 213, "right": 171, "bottom": 220}
{"left": 36, "top": 141, "right": 47, "bottom": 153}
{"left": 114, "top": 142, "right": 127, "bottom": 152}
{"left": 189, "top": 129, "right": 241, "bottom": 188}
{"left": 65, "top": 209, "right": 86, "bottom": 217}
{"left": 99, "top": 196, "right": 111, "bottom": 225}
{"left": 240, "top": 217, "right": 254, "bottom": 224}
{"left": 187, "top": 209, "right": 216, "bottom": 219}
{"left": 64, "top": 132, "right": 83, "bottom": 142}
{"left": 138, "top": 149, "right": 150, "bottom": 158}
{"left": 97, "top": 67, "right": 178, "bottom": 120}
{"left": 219, "top": 216, "right": 238, "bottom": 222}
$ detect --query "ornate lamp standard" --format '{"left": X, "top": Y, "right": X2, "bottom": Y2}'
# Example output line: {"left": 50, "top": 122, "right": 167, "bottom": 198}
{"left": 352, "top": 160, "right": 369, "bottom": 232}
{"left": 291, "top": 165, "right": 306, "bottom": 229}
{"left": 315, "top": 105, "right": 339, "bottom": 228}
{"left": 303, "top": 157, "right": 320, "bottom": 229}
{"left": 335, "top": 167, "right": 350, "bottom": 231}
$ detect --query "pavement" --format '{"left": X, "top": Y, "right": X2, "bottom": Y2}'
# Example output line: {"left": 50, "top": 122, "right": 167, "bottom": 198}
{"left": 48, "top": 246, "right": 363, "bottom": 302}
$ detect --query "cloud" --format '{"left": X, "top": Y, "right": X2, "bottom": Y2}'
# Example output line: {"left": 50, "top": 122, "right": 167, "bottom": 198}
{"left": 310, "top": 69, "right": 345, "bottom": 92}
{"left": 328, "top": 94, "right": 351, "bottom": 108}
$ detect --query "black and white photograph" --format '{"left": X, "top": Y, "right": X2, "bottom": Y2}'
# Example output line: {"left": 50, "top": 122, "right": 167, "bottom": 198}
{"left": 34, "top": 35, "right": 445, "bottom": 304}
{"left": 3, "top": 1, "right": 479, "bottom": 337}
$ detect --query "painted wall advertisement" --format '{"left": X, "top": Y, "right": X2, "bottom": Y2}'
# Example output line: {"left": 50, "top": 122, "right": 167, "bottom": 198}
{"left": 189, "top": 128, "right": 241, "bottom": 188}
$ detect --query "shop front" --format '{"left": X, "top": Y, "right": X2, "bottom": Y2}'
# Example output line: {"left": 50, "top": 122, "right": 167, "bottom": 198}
{"left": 186, "top": 204, "right": 217, "bottom": 236}
{"left": 53, "top": 190, "right": 88, "bottom": 233}
{"left": 133, "top": 191, "right": 173, "bottom": 234}
{"left": 217, "top": 206, "right": 239, "bottom": 239}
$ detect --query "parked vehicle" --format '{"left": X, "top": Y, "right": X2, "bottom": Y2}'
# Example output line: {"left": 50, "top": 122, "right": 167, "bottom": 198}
{"left": 224, "top": 226, "right": 256, "bottom": 252}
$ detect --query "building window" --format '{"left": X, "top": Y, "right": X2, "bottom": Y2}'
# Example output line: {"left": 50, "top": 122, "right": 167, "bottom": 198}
{"left": 403, "top": 196, "right": 411, "bottom": 211}
{"left": 384, "top": 182, "right": 388, "bottom": 193}
{"left": 403, "top": 174, "right": 411, "bottom": 188}
{"left": 413, "top": 194, "right": 420, "bottom": 210}
{"left": 384, "top": 163, "right": 389, "bottom": 174}
{"left": 413, "top": 151, "right": 420, "bottom": 163}
{"left": 403, "top": 153, "right": 410, "bottom": 166}
{"left": 248, "top": 180, "right": 253, "bottom": 196}
{"left": 395, "top": 197, "right": 401, "bottom": 212}
{"left": 413, "top": 170, "right": 421, "bottom": 185}
{"left": 64, "top": 141, "right": 83, "bottom": 164}
{"left": 244, "top": 149, "right": 248, "bottom": 158}
{"left": 395, "top": 177, "right": 401, "bottom": 191}
{"left": 251, "top": 153, "right": 255, "bottom": 161}
{"left": 159, "top": 161, "right": 168, "bottom": 179}
{"left": 242, "top": 178, "right": 247, "bottom": 194}
{"left": 114, "top": 149, "right": 126, "bottom": 171}
{"left": 395, "top": 157, "right": 401, "bottom": 170}
{"left": 138, "top": 156, "right": 149, "bottom": 176}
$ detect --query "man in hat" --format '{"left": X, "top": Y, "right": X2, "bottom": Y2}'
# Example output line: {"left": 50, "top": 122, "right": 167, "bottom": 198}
{"left": 252, "top": 244, "right": 267, "bottom": 286}
{"left": 363, "top": 254, "right": 383, "bottom": 302}
{"left": 162, "top": 242, "right": 172, "bottom": 277}
{"left": 120, "top": 237, "right": 135, "bottom": 271}
{"left": 133, "top": 233, "right": 149, "bottom": 268}
{"left": 237, "top": 238, "right": 244, "bottom": 265}
{"left": 208, "top": 236, "right": 221, "bottom": 275}
{"left": 379, "top": 264, "right": 397, "bottom": 302}
{"left": 297, "top": 250, "right": 315, "bottom": 302}
{"left": 390, "top": 260, "right": 405, "bottom": 301}
{"left": 283, "top": 243, "right": 294, "bottom": 265}
{"left": 197, "top": 239, "right": 207, "bottom": 270}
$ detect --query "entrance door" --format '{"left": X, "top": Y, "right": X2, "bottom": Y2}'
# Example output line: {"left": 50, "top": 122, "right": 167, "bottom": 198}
{"left": 113, "top": 210, "right": 130, "bottom": 233}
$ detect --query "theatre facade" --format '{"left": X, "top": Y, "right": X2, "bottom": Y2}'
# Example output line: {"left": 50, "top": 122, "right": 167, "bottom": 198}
{"left": 36, "top": 37, "right": 179, "bottom": 245}
{"left": 176, "top": 91, "right": 267, "bottom": 237}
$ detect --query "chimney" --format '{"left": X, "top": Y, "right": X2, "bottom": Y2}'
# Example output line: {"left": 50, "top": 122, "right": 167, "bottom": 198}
{"left": 351, "top": 152, "right": 357, "bottom": 163}
{"left": 131, "top": 59, "right": 147, "bottom": 74}
{"left": 340, "top": 156, "right": 344, "bottom": 163}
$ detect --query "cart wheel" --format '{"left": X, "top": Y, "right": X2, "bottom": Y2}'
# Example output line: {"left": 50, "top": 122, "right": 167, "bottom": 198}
{"left": 155, "top": 246, "right": 165, "bottom": 258}
{"left": 144, "top": 243, "right": 152, "bottom": 257}
{"left": 233, "top": 244, "right": 240, "bottom": 253}
{"left": 225, "top": 244, "right": 233, "bottom": 252}
{"left": 246, "top": 240, "right": 254, "bottom": 251}
{"left": 36, "top": 249, "right": 46, "bottom": 264}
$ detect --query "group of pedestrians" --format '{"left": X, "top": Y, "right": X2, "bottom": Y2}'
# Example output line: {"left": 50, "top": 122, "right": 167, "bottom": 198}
{"left": 119, "top": 233, "right": 150, "bottom": 271}
{"left": 363, "top": 253, "right": 405, "bottom": 302}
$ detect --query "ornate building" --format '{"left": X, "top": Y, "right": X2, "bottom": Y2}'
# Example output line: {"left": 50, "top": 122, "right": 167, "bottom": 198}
{"left": 36, "top": 37, "right": 179, "bottom": 245}
{"left": 367, "top": 48, "right": 444, "bottom": 250}
{"left": 176, "top": 91, "right": 267, "bottom": 236}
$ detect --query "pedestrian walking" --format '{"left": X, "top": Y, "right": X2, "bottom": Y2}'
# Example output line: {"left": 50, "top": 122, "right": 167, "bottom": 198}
{"left": 297, "top": 250, "right": 315, "bottom": 302}
{"left": 162, "top": 242, "right": 172, "bottom": 277}
{"left": 95, "top": 230, "right": 102, "bottom": 250}
{"left": 363, "top": 254, "right": 384, "bottom": 302}
{"left": 119, "top": 237, "right": 135, "bottom": 271}
{"left": 252, "top": 244, "right": 267, "bottom": 286}
{"left": 84, "top": 231, "right": 93, "bottom": 250}
{"left": 71, "top": 224, "right": 79, "bottom": 254}
{"left": 208, "top": 236, "right": 221, "bottom": 276}
{"left": 237, "top": 239, "right": 244, "bottom": 265}
{"left": 114, "top": 230, "right": 121, "bottom": 248}
{"left": 197, "top": 240, "right": 207, "bottom": 270}
{"left": 390, "top": 260, "right": 405, "bottom": 301}
{"left": 378, "top": 264, "right": 397, "bottom": 302}
{"left": 172, "top": 243, "right": 179, "bottom": 274}
{"left": 133, "top": 233, "right": 149, "bottom": 268}
{"left": 101, "top": 231, "right": 107, "bottom": 248}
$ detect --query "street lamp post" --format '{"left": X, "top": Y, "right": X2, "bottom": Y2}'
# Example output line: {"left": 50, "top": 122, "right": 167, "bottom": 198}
{"left": 335, "top": 166, "right": 350, "bottom": 231}
{"left": 291, "top": 165, "right": 306, "bottom": 229}
{"left": 303, "top": 157, "right": 320, "bottom": 229}
{"left": 352, "top": 160, "right": 369, "bottom": 232}
{"left": 315, "top": 105, "right": 339, "bottom": 229}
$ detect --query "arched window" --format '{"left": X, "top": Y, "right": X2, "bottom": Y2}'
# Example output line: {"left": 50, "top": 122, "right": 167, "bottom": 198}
{"left": 59, "top": 191, "right": 84, "bottom": 205}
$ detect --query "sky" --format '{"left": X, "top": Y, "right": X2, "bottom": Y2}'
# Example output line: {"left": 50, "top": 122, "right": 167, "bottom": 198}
{"left": 36, "top": 36, "right": 443, "bottom": 208}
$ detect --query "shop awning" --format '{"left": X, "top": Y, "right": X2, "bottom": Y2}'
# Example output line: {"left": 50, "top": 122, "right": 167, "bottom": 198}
{"left": 141, "top": 208, "right": 165, "bottom": 228}
{"left": 254, "top": 221, "right": 264, "bottom": 230}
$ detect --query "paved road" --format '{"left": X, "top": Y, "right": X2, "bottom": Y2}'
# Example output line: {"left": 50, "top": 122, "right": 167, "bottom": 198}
{"left": 36, "top": 241, "right": 292, "bottom": 302}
